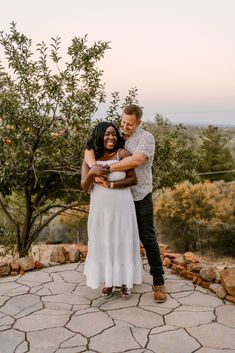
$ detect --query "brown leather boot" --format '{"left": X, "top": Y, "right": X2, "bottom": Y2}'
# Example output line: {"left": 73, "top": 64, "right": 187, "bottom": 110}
{"left": 153, "top": 285, "right": 167, "bottom": 303}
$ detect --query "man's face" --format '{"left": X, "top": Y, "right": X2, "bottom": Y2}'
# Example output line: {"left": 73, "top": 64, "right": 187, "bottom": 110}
{"left": 121, "top": 113, "right": 141, "bottom": 138}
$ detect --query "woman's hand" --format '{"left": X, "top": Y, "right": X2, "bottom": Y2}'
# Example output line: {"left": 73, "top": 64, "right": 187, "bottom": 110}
{"left": 96, "top": 178, "right": 111, "bottom": 188}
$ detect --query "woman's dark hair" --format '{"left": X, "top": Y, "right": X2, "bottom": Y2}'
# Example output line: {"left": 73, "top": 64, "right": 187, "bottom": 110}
{"left": 86, "top": 121, "right": 125, "bottom": 158}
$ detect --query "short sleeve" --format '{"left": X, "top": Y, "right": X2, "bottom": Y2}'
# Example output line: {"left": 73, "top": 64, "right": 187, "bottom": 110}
{"left": 134, "top": 131, "right": 155, "bottom": 159}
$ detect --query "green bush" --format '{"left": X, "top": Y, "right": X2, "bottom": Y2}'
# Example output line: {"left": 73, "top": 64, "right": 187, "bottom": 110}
{"left": 154, "top": 181, "right": 235, "bottom": 256}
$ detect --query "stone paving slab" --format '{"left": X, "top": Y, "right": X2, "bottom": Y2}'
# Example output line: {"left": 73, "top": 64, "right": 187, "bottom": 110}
{"left": 0, "top": 259, "right": 234, "bottom": 353}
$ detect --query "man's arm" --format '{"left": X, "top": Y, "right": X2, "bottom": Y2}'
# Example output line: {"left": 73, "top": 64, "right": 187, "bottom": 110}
{"left": 81, "top": 161, "right": 109, "bottom": 193}
{"left": 109, "top": 152, "right": 147, "bottom": 172}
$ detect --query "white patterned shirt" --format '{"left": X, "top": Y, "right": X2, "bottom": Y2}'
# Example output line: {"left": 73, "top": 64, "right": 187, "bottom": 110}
{"left": 125, "top": 127, "right": 155, "bottom": 201}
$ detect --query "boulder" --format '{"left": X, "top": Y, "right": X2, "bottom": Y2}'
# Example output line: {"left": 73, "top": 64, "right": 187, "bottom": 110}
{"left": 67, "top": 248, "right": 80, "bottom": 263}
{"left": 186, "top": 263, "right": 204, "bottom": 273}
{"left": 163, "top": 257, "right": 171, "bottom": 267}
{"left": 10, "top": 262, "right": 20, "bottom": 272}
{"left": 35, "top": 260, "right": 44, "bottom": 269}
{"left": 0, "top": 261, "right": 11, "bottom": 276}
{"left": 174, "top": 265, "right": 186, "bottom": 274}
{"left": 76, "top": 244, "right": 88, "bottom": 259}
{"left": 163, "top": 252, "right": 181, "bottom": 259}
{"left": 172, "top": 255, "right": 185, "bottom": 266}
{"left": 200, "top": 266, "right": 217, "bottom": 282}
{"left": 17, "top": 257, "right": 35, "bottom": 271}
{"left": 183, "top": 251, "right": 199, "bottom": 264}
{"left": 50, "top": 246, "right": 67, "bottom": 264}
{"left": 159, "top": 243, "right": 169, "bottom": 255}
{"left": 226, "top": 295, "right": 235, "bottom": 304}
{"left": 220, "top": 268, "right": 235, "bottom": 296}
{"left": 209, "top": 284, "right": 227, "bottom": 299}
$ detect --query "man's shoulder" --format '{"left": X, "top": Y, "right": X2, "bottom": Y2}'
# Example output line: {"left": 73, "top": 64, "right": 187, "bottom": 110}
{"left": 138, "top": 128, "right": 155, "bottom": 141}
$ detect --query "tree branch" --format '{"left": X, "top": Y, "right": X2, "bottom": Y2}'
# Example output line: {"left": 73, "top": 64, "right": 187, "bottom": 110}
{"left": 0, "top": 197, "right": 19, "bottom": 230}
{"left": 30, "top": 201, "right": 81, "bottom": 240}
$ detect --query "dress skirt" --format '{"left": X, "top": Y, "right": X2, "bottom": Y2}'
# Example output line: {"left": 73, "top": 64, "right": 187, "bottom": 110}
{"left": 84, "top": 171, "right": 143, "bottom": 289}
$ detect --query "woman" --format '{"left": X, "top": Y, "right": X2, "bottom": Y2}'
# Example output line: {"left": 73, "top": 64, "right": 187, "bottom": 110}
{"left": 81, "top": 121, "right": 143, "bottom": 298}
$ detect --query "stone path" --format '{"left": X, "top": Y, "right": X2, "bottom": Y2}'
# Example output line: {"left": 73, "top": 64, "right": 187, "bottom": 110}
{"left": 0, "top": 259, "right": 234, "bottom": 353}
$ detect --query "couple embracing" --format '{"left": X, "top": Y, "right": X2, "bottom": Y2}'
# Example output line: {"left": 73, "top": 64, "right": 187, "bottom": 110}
{"left": 81, "top": 104, "right": 167, "bottom": 303}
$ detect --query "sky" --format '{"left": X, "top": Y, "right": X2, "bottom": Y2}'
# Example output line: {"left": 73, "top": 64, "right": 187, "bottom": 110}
{"left": 1, "top": 0, "right": 235, "bottom": 125}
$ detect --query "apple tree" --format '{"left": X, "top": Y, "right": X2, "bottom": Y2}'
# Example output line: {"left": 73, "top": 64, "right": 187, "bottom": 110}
{"left": 0, "top": 23, "right": 110, "bottom": 257}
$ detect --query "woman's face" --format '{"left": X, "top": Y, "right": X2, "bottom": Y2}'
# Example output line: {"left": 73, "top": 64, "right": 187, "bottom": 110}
{"left": 103, "top": 126, "right": 117, "bottom": 150}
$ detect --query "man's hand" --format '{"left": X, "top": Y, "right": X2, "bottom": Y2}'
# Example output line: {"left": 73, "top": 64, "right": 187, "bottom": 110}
{"left": 89, "top": 165, "right": 109, "bottom": 178}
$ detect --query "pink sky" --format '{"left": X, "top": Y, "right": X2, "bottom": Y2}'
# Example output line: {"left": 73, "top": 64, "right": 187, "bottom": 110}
{"left": 1, "top": 0, "right": 235, "bottom": 125}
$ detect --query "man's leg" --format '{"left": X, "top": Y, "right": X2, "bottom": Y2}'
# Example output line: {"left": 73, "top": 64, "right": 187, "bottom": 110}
{"left": 134, "top": 193, "right": 164, "bottom": 285}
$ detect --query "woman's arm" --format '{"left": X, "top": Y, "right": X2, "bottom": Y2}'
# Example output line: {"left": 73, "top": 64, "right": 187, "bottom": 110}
{"left": 97, "top": 168, "right": 137, "bottom": 189}
{"left": 84, "top": 149, "right": 96, "bottom": 168}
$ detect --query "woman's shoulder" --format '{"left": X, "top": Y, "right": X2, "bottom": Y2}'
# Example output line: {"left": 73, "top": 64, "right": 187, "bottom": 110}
{"left": 118, "top": 148, "right": 131, "bottom": 160}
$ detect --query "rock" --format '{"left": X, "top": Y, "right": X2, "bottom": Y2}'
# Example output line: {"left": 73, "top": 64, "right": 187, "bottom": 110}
{"left": 226, "top": 295, "right": 235, "bottom": 304}
{"left": 76, "top": 244, "right": 88, "bottom": 259}
{"left": 196, "top": 276, "right": 203, "bottom": 285}
{"left": 174, "top": 265, "right": 186, "bottom": 274}
{"left": 140, "top": 246, "right": 146, "bottom": 257}
{"left": 163, "top": 257, "right": 171, "bottom": 267}
{"left": 171, "top": 255, "right": 185, "bottom": 266}
{"left": 200, "top": 266, "right": 217, "bottom": 282}
{"left": 163, "top": 252, "right": 181, "bottom": 259}
{"left": 183, "top": 252, "right": 199, "bottom": 264}
{"left": 159, "top": 243, "right": 169, "bottom": 255}
{"left": 186, "top": 271, "right": 195, "bottom": 280}
{"left": 0, "top": 261, "right": 11, "bottom": 276}
{"left": 171, "top": 263, "right": 177, "bottom": 270}
{"left": 187, "top": 263, "right": 204, "bottom": 273}
{"left": 180, "top": 269, "right": 188, "bottom": 278}
{"left": 10, "top": 271, "right": 19, "bottom": 276}
{"left": 213, "top": 268, "right": 222, "bottom": 283}
{"left": 50, "top": 246, "right": 67, "bottom": 264}
{"left": 220, "top": 268, "right": 235, "bottom": 296}
{"left": 34, "top": 260, "right": 44, "bottom": 269}
{"left": 10, "top": 262, "right": 20, "bottom": 272}
{"left": 17, "top": 257, "right": 35, "bottom": 271}
{"left": 67, "top": 248, "right": 80, "bottom": 263}
{"left": 202, "top": 281, "right": 211, "bottom": 289}
{"left": 209, "top": 284, "right": 227, "bottom": 299}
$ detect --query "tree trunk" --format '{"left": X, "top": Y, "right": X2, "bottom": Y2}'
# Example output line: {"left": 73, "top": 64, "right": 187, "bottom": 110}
{"left": 18, "top": 245, "right": 29, "bottom": 258}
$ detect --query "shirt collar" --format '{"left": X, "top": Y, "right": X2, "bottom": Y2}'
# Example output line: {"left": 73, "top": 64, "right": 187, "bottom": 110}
{"left": 122, "top": 127, "right": 142, "bottom": 141}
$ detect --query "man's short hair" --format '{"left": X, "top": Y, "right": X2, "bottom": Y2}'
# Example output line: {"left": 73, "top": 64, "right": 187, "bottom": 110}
{"left": 123, "top": 104, "right": 143, "bottom": 120}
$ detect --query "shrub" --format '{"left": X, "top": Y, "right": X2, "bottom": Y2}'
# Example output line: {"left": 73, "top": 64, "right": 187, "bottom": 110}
{"left": 154, "top": 181, "right": 235, "bottom": 256}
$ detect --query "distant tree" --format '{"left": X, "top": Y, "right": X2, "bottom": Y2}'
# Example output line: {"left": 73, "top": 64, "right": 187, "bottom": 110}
{"left": 146, "top": 115, "right": 202, "bottom": 190}
{"left": 198, "top": 125, "right": 235, "bottom": 182}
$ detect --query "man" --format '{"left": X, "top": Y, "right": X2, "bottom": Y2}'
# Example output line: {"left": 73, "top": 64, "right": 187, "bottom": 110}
{"left": 84, "top": 104, "right": 166, "bottom": 303}
{"left": 108, "top": 104, "right": 166, "bottom": 303}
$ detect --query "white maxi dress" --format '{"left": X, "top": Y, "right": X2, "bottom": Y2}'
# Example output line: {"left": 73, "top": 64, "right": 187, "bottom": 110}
{"left": 84, "top": 159, "right": 143, "bottom": 289}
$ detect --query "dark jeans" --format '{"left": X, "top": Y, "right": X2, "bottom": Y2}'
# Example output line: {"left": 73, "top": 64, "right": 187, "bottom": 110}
{"left": 134, "top": 193, "right": 164, "bottom": 286}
